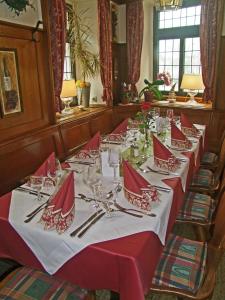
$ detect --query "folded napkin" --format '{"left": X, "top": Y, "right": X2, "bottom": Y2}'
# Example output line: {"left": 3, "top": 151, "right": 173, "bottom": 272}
{"left": 112, "top": 118, "right": 129, "bottom": 134}
{"left": 40, "top": 172, "right": 75, "bottom": 234}
{"left": 180, "top": 113, "right": 200, "bottom": 137}
{"left": 123, "top": 160, "right": 159, "bottom": 211}
{"left": 153, "top": 135, "right": 180, "bottom": 172}
{"left": 171, "top": 122, "right": 192, "bottom": 150}
{"left": 35, "top": 152, "right": 56, "bottom": 177}
{"left": 83, "top": 131, "right": 101, "bottom": 151}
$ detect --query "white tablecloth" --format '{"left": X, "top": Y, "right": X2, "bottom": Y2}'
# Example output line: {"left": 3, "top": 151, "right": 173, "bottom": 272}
{"left": 9, "top": 175, "right": 173, "bottom": 274}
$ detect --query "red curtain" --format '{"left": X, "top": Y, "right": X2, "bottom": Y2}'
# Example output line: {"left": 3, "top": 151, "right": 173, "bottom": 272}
{"left": 49, "top": 0, "right": 66, "bottom": 112}
{"left": 200, "top": 0, "right": 224, "bottom": 102}
{"left": 127, "top": 0, "right": 144, "bottom": 95}
{"left": 98, "top": 0, "right": 113, "bottom": 106}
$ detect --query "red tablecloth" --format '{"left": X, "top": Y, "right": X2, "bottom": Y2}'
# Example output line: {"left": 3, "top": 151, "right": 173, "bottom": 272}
{"left": 0, "top": 131, "right": 205, "bottom": 300}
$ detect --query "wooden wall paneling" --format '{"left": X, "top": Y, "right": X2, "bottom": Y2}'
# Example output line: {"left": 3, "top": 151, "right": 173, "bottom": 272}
{"left": 90, "top": 109, "right": 114, "bottom": 135}
{"left": 216, "top": 37, "right": 225, "bottom": 110}
{"left": 60, "top": 120, "right": 91, "bottom": 157}
{"left": 112, "top": 104, "right": 140, "bottom": 128}
{"left": 0, "top": 23, "right": 54, "bottom": 141}
{"left": 0, "top": 126, "right": 63, "bottom": 196}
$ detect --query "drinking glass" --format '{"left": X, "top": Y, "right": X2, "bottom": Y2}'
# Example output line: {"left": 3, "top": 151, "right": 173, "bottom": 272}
{"left": 108, "top": 148, "right": 121, "bottom": 183}
{"left": 30, "top": 176, "right": 44, "bottom": 201}
{"left": 84, "top": 164, "right": 102, "bottom": 209}
{"left": 42, "top": 177, "right": 55, "bottom": 195}
{"left": 89, "top": 149, "right": 100, "bottom": 164}
{"left": 47, "top": 158, "right": 63, "bottom": 185}
{"left": 166, "top": 109, "right": 174, "bottom": 122}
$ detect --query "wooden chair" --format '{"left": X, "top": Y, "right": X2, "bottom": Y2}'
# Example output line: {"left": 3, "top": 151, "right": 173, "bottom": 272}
{"left": 176, "top": 169, "right": 225, "bottom": 241}
{"left": 0, "top": 266, "right": 96, "bottom": 300}
{"left": 200, "top": 129, "right": 225, "bottom": 171}
{"left": 149, "top": 186, "right": 225, "bottom": 300}
{"left": 188, "top": 137, "right": 225, "bottom": 196}
{"left": 0, "top": 258, "right": 21, "bottom": 282}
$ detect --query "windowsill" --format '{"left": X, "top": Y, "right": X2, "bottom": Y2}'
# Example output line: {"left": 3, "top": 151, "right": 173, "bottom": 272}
{"left": 56, "top": 104, "right": 108, "bottom": 123}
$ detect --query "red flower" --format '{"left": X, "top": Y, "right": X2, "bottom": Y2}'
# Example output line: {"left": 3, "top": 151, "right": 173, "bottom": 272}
{"left": 141, "top": 102, "right": 151, "bottom": 111}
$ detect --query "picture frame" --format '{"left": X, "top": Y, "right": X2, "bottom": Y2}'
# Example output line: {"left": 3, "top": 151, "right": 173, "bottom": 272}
{"left": 0, "top": 49, "right": 22, "bottom": 117}
{"left": 0, "top": 0, "right": 43, "bottom": 28}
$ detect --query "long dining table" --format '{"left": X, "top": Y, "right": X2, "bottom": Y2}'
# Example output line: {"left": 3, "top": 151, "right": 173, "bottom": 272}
{"left": 0, "top": 126, "right": 205, "bottom": 300}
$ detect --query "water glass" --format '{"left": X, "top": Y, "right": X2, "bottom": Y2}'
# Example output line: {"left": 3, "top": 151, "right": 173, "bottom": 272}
{"left": 30, "top": 176, "right": 44, "bottom": 201}
{"left": 108, "top": 148, "right": 121, "bottom": 183}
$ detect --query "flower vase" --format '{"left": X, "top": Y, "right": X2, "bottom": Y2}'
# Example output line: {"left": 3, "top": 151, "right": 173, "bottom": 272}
{"left": 142, "top": 128, "right": 152, "bottom": 158}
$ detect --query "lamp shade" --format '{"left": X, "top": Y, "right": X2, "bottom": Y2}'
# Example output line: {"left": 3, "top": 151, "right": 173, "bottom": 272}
{"left": 155, "top": 0, "right": 183, "bottom": 10}
{"left": 61, "top": 80, "right": 76, "bottom": 98}
{"left": 180, "top": 74, "right": 204, "bottom": 90}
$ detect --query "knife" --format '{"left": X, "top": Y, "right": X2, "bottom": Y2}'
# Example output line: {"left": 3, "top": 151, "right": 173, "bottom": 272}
{"left": 66, "top": 160, "right": 93, "bottom": 165}
{"left": 77, "top": 211, "right": 106, "bottom": 238}
{"left": 16, "top": 187, "right": 50, "bottom": 197}
{"left": 70, "top": 209, "right": 103, "bottom": 237}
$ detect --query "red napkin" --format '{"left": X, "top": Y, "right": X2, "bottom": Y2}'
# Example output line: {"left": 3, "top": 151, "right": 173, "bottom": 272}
{"left": 112, "top": 118, "right": 129, "bottom": 134}
{"left": 180, "top": 113, "right": 200, "bottom": 137}
{"left": 171, "top": 122, "right": 192, "bottom": 149}
{"left": 153, "top": 135, "right": 179, "bottom": 172}
{"left": 123, "top": 161, "right": 158, "bottom": 211}
{"left": 83, "top": 131, "right": 101, "bottom": 151}
{"left": 34, "top": 152, "right": 56, "bottom": 177}
{"left": 40, "top": 172, "right": 75, "bottom": 234}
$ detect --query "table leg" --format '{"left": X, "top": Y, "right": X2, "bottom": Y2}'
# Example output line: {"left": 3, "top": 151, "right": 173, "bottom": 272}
{"left": 110, "top": 291, "right": 120, "bottom": 300}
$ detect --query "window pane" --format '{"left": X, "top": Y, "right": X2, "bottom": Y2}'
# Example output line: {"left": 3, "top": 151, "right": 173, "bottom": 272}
{"left": 193, "top": 37, "right": 200, "bottom": 50}
{"left": 159, "top": 40, "right": 166, "bottom": 52}
{"left": 158, "top": 6, "right": 201, "bottom": 29}
{"left": 155, "top": 4, "right": 202, "bottom": 94}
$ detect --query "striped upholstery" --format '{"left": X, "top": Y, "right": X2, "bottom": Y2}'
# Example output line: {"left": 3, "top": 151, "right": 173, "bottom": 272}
{"left": 191, "top": 168, "right": 214, "bottom": 187}
{"left": 152, "top": 234, "right": 207, "bottom": 293}
{"left": 0, "top": 259, "right": 20, "bottom": 281}
{"left": 0, "top": 267, "right": 88, "bottom": 300}
{"left": 177, "top": 192, "right": 215, "bottom": 222}
{"left": 201, "top": 152, "right": 218, "bottom": 165}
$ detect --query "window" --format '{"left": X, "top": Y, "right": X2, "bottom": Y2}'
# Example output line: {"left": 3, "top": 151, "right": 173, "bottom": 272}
{"left": 154, "top": 0, "right": 202, "bottom": 94}
{"left": 63, "top": 4, "right": 75, "bottom": 80}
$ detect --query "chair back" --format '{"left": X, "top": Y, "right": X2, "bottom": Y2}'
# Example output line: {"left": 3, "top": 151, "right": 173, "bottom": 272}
{"left": 219, "top": 130, "right": 225, "bottom": 166}
{"left": 211, "top": 186, "right": 225, "bottom": 250}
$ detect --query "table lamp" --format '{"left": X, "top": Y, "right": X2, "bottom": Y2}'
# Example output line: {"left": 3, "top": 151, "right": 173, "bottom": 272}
{"left": 180, "top": 74, "right": 204, "bottom": 105}
{"left": 60, "top": 80, "right": 76, "bottom": 114}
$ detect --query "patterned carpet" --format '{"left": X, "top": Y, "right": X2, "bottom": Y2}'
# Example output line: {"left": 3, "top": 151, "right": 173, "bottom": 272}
{"left": 96, "top": 224, "right": 225, "bottom": 300}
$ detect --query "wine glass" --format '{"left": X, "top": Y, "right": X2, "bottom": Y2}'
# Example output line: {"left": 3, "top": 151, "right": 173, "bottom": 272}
{"left": 84, "top": 164, "right": 102, "bottom": 209}
{"left": 166, "top": 109, "right": 174, "bottom": 122}
{"left": 47, "top": 158, "right": 63, "bottom": 185}
{"left": 108, "top": 148, "right": 121, "bottom": 183}
{"left": 30, "top": 176, "right": 44, "bottom": 201}
{"left": 89, "top": 149, "right": 100, "bottom": 164}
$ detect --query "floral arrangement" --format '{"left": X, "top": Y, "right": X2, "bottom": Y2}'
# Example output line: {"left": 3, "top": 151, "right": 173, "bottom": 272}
{"left": 75, "top": 80, "right": 91, "bottom": 88}
{"left": 157, "top": 71, "right": 172, "bottom": 86}
{"left": 135, "top": 102, "right": 154, "bottom": 132}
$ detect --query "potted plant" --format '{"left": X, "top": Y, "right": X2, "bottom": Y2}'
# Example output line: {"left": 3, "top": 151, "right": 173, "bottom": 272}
{"left": 139, "top": 79, "right": 164, "bottom": 102}
{"left": 68, "top": 4, "right": 100, "bottom": 107}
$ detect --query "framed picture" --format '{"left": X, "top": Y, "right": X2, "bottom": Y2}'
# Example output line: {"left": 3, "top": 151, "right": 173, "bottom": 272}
{"left": 0, "top": 49, "right": 22, "bottom": 117}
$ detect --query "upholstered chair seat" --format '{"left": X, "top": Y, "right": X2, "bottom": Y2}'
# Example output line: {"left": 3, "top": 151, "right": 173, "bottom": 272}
{"left": 0, "top": 266, "right": 93, "bottom": 300}
{"left": 152, "top": 233, "right": 207, "bottom": 293}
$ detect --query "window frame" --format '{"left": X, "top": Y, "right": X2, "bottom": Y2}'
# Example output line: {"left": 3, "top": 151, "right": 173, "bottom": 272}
{"left": 153, "top": 0, "right": 202, "bottom": 96}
